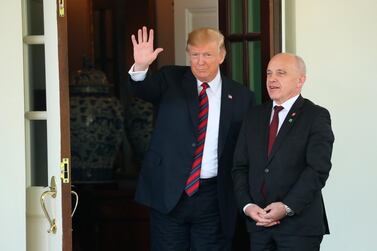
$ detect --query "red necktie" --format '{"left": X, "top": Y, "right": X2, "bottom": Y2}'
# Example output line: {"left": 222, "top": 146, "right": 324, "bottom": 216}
{"left": 267, "top": 105, "right": 283, "bottom": 156}
{"left": 185, "top": 82, "right": 209, "bottom": 196}
{"left": 261, "top": 105, "right": 283, "bottom": 198}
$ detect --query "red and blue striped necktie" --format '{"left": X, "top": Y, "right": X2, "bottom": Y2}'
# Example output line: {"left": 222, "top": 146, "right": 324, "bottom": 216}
{"left": 185, "top": 82, "right": 209, "bottom": 196}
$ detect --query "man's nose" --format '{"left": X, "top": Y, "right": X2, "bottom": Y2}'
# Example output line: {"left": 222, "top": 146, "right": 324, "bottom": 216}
{"left": 268, "top": 75, "right": 276, "bottom": 81}
{"left": 197, "top": 55, "right": 205, "bottom": 64}
{"left": 267, "top": 77, "right": 277, "bottom": 84}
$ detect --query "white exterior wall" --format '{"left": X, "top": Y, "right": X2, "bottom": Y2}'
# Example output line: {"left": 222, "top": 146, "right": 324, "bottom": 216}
{"left": 285, "top": 1, "right": 377, "bottom": 250}
{"left": 0, "top": 0, "right": 27, "bottom": 250}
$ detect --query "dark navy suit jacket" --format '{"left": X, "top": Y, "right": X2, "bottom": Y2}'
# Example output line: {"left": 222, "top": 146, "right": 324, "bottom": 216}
{"left": 129, "top": 65, "right": 255, "bottom": 237}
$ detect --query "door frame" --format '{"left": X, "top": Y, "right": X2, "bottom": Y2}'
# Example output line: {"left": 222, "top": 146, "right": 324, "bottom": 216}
{"left": 218, "top": 0, "right": 282, "bottom": 102}
{"left": 56, "top": 0, "right": 73, "bottom": 250}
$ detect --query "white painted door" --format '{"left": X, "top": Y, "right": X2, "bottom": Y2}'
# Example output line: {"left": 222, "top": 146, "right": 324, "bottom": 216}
{"left": 23, "top": 0, "right": 72, "bottom": 250}
{"left": 174, "top": 0, "right": 219, "bottom": 65}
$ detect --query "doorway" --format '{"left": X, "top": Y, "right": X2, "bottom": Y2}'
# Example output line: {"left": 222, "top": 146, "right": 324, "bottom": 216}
{"left": 66, "top": 0, "right": 281, "bottom": 250}
{"left": 67, "top": 0, "right": 160, "bottom": 250}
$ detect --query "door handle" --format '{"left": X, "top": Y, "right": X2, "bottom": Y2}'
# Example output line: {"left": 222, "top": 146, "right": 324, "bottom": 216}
{"left": 40, "top": 176, "right": 57, "bottom": 234}
{"left": 71, "top": 190, "right": 79, "bottom": 217}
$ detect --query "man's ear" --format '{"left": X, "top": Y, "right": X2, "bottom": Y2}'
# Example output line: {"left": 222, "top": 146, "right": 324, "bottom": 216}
{"left": 219, "top": 49, "right": 226, "bottom": 64}
{"left": 297, "top": 75, "right": 306, "bottom": 88}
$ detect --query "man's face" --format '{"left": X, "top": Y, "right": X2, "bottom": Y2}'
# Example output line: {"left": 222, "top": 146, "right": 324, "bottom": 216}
{"left": 266, "top": 54, "right": 305, "bottom": 104}
{"left": 188, "top": 42, "right": 225, "bottom": 83}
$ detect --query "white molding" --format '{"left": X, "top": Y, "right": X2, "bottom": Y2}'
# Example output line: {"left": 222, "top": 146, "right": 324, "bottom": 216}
{"left": 281, "top": 0, "right": 286, "bottom": 52}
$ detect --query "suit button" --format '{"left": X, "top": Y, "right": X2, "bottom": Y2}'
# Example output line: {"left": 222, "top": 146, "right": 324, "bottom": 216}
{"left": 264, "top": 168, "right": 269, "bottom": 173}
{"left": 192, "top": 143, "right": 196, "bottom": 147}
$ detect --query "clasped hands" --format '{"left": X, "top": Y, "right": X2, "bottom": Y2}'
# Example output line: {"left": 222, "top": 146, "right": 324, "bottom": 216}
{"left": 245, "top": 202, "right": 287, "bottom": 227}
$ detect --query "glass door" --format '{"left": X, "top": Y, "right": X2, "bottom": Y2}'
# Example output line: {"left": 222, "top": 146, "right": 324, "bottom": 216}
{"left": 23, "top": 0, "right": 72, "bottom": 250}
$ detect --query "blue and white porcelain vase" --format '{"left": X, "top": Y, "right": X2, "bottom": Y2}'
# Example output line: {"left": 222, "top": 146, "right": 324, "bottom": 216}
{"left": 70, "top": 67, "right": 124, "bottom": 182}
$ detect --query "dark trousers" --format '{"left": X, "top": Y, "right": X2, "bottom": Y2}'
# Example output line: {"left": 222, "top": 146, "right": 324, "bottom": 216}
{"left": 249, "top": 228, "right": 323, "bottom": 251}
{"left": 150, "top": 178, "right": 231, "bottom": 251}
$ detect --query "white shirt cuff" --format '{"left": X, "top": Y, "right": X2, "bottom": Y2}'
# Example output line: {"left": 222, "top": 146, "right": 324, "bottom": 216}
{"left": 243, "top": 203, "right": 254, "bottom": 214}
{"left": 128, "top": 64, "right": 148, "bottom": 81}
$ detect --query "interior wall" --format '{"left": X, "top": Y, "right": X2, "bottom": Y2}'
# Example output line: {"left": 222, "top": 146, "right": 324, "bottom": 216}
{"left": 67, "top": 0, "right": 93, "bottom": 83}
{"left": 155, "top": 0, "right": 175, "bottom": 68}
{"left": 0, "top": 1, "right": 26, "bottom": 250}
{"left": 123, "top": 1, "right": 155, "bottom": 70}
{"left": 284, "top": 1, "right": 377, "bottom": 250}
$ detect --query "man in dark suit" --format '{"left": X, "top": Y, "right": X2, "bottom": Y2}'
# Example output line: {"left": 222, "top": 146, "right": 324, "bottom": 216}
{"left": 232, "top": 53, "right": 334, "bottom": 251}
{"left": 128, "top": 26, "right": 255, "bottom": 250}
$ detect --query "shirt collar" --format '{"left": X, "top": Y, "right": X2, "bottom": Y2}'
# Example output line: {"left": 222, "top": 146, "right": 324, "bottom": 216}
{"left": 196, "top": 70, "right": 222, "bottom": 95}
{"left": 272, "top": 94, "right": 300, "bottom": 112}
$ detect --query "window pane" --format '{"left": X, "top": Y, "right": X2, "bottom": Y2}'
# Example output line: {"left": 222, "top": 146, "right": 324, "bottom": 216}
{"left": 230, "top": 0, "right": 243, "bottom": 34}
{"left": 28, "top": 44, "right": 46, "bottom": 111}
{"left": 30, "top": 120, "right": 48, "bottom": 186}
{"left": 26, "top": 0, "right": 44, "bottom": 35}
{"left": 248, "top": 0, "right": 261, "bottom": 32}
{"left": 248, "top": 41, "right": 262, "bottom": 104}
{"left": 230, "top": 42, "right": 244, "bottom": 84}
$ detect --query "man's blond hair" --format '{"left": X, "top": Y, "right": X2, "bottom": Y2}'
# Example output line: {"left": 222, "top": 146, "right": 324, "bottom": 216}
{"left": 186, "top": 27, "right": 226, "bottom": 54}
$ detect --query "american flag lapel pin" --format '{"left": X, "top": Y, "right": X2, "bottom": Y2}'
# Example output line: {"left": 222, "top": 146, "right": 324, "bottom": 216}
{"left": 228, "top": 94, "right": 233, "bottom": 99}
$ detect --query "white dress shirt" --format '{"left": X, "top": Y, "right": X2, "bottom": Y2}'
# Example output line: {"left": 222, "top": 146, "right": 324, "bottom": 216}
{"left": 271, "top": 94, "right": 299, "bottom": 133}
{"left": 128, "top": 65, "right": 222, "bottom": 178}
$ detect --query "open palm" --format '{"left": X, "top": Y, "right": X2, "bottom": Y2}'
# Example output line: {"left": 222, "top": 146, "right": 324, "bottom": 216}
{"left": 131, "top": 26, "right": 163, "bottom": 71}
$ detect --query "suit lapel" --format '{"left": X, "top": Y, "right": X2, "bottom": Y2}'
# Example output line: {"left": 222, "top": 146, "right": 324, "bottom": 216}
{"left": 261, "top": 102, "right": 273, "bottom": 159}
{"left": 181, "top": 70, "right": 199, "bottom": 130}
{"left": 218, "top": 76, "right": 233, "bottom": 158}
{"left": 267, "top": 96, "right": 305, "bottom": 163}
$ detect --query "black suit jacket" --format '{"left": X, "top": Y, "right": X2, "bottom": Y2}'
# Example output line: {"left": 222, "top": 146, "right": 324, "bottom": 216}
{"left": 129, "top": 65, "right": 255, "bottom": 237}
{"left": 232, "top": 95, "right": 334, "bottom": 236}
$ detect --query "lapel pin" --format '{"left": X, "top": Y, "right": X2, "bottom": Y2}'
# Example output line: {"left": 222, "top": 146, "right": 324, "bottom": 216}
{"left": 289, "top": 112, "right": 296, "bottom": 123}
{"left": 228, "top": 94, "right": 233, "bottom": 99}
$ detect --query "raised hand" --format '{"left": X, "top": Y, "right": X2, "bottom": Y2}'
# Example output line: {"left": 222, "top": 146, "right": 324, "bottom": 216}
{"left": 131, "top": 26, "right": 164, "bottom": 71}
